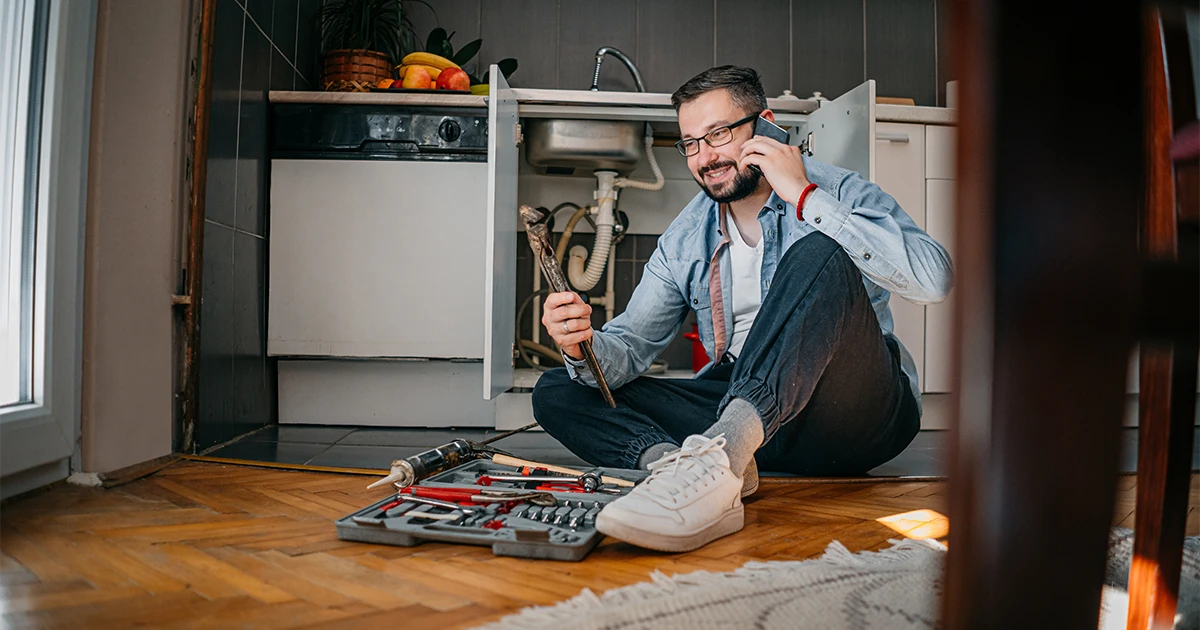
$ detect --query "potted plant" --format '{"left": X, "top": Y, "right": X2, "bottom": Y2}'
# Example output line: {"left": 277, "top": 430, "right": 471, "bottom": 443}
{"left": 316, "top": 0, "right": 424, "bottom": 92}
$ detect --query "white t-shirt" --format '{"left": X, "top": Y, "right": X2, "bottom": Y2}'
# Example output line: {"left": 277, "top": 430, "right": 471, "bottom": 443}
{"left": 724, "top": 215, "right": 764, "bottom": 359}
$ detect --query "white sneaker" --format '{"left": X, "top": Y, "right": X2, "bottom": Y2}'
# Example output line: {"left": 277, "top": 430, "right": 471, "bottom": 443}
{"left": 596, "top": 434, "right": 744, "bottom": 552}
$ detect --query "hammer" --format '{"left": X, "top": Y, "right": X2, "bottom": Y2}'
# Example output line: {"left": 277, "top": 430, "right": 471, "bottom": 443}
{"left": 519, "top": 205, "right": 617, "bottom": 408}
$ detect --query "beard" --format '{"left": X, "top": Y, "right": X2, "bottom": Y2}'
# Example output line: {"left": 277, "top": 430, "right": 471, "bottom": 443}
{"left": 695, "top": 160, "right": 763, "bottom": 203}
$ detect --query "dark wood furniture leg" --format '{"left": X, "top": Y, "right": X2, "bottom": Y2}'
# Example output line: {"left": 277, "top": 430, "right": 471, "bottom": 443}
{"left": 940, "top": 1, "right": 1143, "bottom": 628}
{"left": 1127, "top": 7, "right": 1199, "bottom": 630}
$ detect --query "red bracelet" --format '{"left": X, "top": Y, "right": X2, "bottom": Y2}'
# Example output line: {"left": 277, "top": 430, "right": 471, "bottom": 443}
{"left": 796, "top": 183, "right": 818, "bottom": 221}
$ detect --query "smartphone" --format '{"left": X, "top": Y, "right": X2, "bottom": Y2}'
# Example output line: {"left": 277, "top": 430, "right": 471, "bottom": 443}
{"left": 748, "top": 116, "right": 790, "bottom": 175}
{"left": 753, "top": 116, "right": 790, "bottom": 144}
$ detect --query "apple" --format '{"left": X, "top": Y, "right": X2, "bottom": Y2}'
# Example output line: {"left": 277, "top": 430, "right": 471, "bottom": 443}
{"left": 437, "top": 67, "right": 470, "bottom": 92}
{"left": 401, "top": 65, "right": 432, "bottom": 89}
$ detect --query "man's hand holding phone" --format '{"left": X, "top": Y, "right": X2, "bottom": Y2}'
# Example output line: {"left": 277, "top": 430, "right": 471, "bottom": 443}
{"left": 740, "top": 115, "right": 812, "bottom": 206}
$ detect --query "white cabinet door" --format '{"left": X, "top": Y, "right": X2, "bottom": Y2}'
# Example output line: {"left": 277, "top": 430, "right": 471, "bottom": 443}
{"left": 874, "top": 122, "right": 926, "bottom": 385}
{"left": 925, "top": 125, "right": 957, "bottom": 180}
{"left": 805, "top": 80, "right": 876, "bottom": 180}
{"left": 924, "top": 179, "right": 956, "bottom": 392}
{"left": 484, "top": 66, "right": 519, "bottom": 399}
{"left": 268, "top": 160, "right": 488, "bottom": 359}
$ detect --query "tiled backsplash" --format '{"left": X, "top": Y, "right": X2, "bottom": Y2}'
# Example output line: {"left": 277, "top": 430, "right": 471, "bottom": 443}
{"left": 408, "top": 0, "right": 953, "bottom": 106}
{"left": 199, "top": 0, "right": 321, "bottom": 449}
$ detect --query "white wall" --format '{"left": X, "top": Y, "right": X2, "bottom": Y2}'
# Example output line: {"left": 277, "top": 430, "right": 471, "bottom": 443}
{"left": 80, "top": 0, "right": 192, "bottom": 473}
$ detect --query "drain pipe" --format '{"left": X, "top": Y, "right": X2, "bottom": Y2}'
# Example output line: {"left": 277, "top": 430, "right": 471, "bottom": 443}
{"left": 568, "top": 171, "right": 617, "bottom": 291}
{"left": 615, "top": 127, "right": 665, "bottom": 191}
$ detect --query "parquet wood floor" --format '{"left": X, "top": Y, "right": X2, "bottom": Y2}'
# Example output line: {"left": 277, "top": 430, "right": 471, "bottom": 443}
{"left": 1, "top": 461, "right": 1195, "bottom": 629}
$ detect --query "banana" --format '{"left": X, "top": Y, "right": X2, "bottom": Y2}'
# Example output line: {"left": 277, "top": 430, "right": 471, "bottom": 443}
{"left": 406, "top": 64, "right": 441, "bottom": 80}
{"left": 400, "top": 52, "right": 459, "bottom": 71}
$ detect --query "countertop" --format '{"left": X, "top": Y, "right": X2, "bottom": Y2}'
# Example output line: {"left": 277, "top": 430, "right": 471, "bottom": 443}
{"left": 268, "top": 90, "right": 956, "bottom": 125}
{"left": 269, "top": 90, "right": 487, "bottom": 107}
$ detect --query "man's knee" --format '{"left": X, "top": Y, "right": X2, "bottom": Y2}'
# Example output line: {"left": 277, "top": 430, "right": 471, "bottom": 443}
{"left": 780, "top": 231, "right": 849, "bottom": 275}
{"left": 777, "top": 232, "right": 860, "bottom": 298}
{"left": 531, "top": 368, "right": 576, "bottom": 430}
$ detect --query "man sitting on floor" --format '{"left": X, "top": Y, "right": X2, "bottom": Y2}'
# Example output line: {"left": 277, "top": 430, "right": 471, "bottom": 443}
{"left": 533, "top": 66, "right": 954, "bottom": 552}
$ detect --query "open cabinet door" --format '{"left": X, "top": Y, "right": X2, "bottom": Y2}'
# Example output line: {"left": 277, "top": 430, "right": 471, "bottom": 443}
{"left": 483, "top": 66, "right": 517, "bottom": 399}
{"left": 804, "top": 80, "right": 876, "bottom": 180}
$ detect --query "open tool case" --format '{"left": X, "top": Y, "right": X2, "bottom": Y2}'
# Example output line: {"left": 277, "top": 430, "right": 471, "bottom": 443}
{"left": 335, "top": 460, "right": 647, "bottom": 561}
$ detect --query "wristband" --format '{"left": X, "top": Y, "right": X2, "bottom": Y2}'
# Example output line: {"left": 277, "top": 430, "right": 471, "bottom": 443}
{"left": 796, "top": 183, "right": 818, "bottom": 221}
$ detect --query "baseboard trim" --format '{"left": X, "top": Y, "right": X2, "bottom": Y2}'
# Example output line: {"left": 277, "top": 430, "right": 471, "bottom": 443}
{"left": 0, "top": 458, "right": 70, "bottom": 502}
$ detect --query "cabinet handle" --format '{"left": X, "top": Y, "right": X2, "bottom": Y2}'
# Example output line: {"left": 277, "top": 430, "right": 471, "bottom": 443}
{"left": 877, "top": 132, "right": 910, "bottom": 143}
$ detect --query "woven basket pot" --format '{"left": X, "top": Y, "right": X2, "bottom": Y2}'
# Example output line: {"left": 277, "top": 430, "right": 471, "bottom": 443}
{"left": 322, "top": 49, "right": 392, "bottom": 92}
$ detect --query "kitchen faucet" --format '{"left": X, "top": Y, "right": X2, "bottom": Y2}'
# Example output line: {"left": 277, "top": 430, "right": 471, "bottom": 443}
{"left": 590, "top": 47, "right": 645, "bottom": 92}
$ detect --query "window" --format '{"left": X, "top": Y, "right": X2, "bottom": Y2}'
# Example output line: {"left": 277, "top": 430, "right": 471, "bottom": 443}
{"left": 0, "top": 0, "right": 46, "bottom": 408}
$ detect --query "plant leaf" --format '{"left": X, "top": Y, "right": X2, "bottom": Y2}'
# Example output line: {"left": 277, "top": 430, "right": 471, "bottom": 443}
{"left": 497, "top": 57, "right": 518, "bottom": 78}
{"left": 425, "top": 26, "right": 447, "bottom": 53}
{"left": 440, "top": 39, "right": 454, "bottom": 59}
{"left": 450, "top": 38, "right": 481, "bottom": 66}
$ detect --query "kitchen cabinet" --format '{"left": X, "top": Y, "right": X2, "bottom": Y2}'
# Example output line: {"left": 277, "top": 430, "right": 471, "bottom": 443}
{"left": 924, "top": 178, "right": 956, "bottom": 393}
{"left": 874, "top": 121, "right": 928, "bottom": 389}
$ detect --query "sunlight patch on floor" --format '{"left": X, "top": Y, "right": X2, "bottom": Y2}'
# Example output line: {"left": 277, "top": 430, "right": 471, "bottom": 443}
{"left": 876, "top": 508, "right": 950, "bottom": 540}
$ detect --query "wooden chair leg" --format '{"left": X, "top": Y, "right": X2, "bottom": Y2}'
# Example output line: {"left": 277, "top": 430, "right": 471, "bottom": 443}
{"left": 940, "top": 2, "right": 1142, "bottom": 628}
{"left": 1127, "top": 344, "right": 1199, "bottom": 630}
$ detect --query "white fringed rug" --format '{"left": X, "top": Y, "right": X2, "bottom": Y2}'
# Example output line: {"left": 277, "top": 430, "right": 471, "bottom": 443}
{"left": 473, "top": 529, "right": 1199, "bottom": 630}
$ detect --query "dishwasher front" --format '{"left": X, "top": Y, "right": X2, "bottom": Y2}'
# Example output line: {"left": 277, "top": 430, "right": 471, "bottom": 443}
{"left": 268, "top": 103, "right": 496, "bottom": 427}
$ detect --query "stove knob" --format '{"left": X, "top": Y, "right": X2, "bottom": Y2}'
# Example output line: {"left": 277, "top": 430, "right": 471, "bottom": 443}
{"left": 438, "top": 119, "right": 461, "bottom": 142}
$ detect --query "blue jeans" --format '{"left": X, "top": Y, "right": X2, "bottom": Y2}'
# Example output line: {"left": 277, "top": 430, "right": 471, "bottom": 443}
{"left": 532, "top": 232, "right": 921, "bottom": 475}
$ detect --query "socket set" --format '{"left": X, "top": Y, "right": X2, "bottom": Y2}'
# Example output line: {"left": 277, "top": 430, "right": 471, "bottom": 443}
{"left": 335, "top": 459, "right": 646, "bottom": 561}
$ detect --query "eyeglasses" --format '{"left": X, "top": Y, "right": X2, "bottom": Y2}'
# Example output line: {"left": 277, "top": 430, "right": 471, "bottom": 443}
{"left": 675, "top": 112, "right": 760, "bottom": 157}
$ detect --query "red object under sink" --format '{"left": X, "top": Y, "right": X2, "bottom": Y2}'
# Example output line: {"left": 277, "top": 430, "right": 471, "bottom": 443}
{"left": 683, "top": 323, "right": 709, "bottom": 373}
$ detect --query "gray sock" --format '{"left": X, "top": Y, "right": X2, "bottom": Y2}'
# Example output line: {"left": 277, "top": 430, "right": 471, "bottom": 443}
{"left": 703, "top": 398, "right": 765, "bottom": 476}
{"left": 638, "top": 442, "right": 677, "bottom": 470}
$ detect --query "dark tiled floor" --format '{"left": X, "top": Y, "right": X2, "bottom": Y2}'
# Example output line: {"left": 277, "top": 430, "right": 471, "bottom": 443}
{"left": 205, "top": 425, "right": 1199, "bottom": 477}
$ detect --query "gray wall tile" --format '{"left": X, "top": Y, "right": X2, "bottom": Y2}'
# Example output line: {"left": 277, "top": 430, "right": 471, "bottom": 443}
{"left": 200, "top": 223, "right": 235, "bottom": 447}
{"left": 244, "top": 0, "right": 272, "bottom": 28}
{"left": 792, "top": 0, "right": 864, "bottom": 101}
{"left": 295, "top": 0, "right": 321, "bottom": 83}
{"left": 865, "top": 0, "right": 936, "bottom": 105}
{"left": 637, "top": 0, "right": 715, "bottom": 94}
{"left": 270, "top": 47, "right": 295, "bottom": 91}
{"left": 201, "top": 0, "right": 319, "bottom": 445}
{"left": 558, "top": 0, "right": 639, "bottom": 91}
{"left": 272, "top": 0, "right": 299, "bottom": 64}
{"left": 479, "top": 0, "right": 559, "bottom": 88}
{"left": 205, "top": 0, "right": 244, "bottom": 227}
{"left": 407, "top": 0, "right": 482, "bottom": 66}
{"left": 233, "top": 232, "right": 268, "bottom": 430}
{"left": 236, "top": 24, "right": 270, "bottom": 235}
{"left": 716, "top": 0, "right": 791, "bottom": 98}
{"left": 935, "top": 0, "right": 952, "bottom": 106}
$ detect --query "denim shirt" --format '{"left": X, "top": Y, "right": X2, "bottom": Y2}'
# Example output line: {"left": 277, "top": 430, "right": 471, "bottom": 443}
{"left": 565, "top": 155, "right": 955, "bottom": 414}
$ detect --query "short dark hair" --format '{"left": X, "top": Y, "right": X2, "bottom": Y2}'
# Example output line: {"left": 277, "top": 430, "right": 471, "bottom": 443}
{"left": 670, "top": 65, "right": 768, "bottom": 114}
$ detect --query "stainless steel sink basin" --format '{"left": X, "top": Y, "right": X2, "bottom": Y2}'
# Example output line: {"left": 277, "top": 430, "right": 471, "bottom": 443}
{"left": 524, "top": 118, "right": 645, "bottom": 176}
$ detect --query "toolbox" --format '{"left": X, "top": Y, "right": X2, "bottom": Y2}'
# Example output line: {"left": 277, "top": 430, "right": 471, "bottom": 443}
{"left": 335, "top": 459, "right": 647, "bottom": 561}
